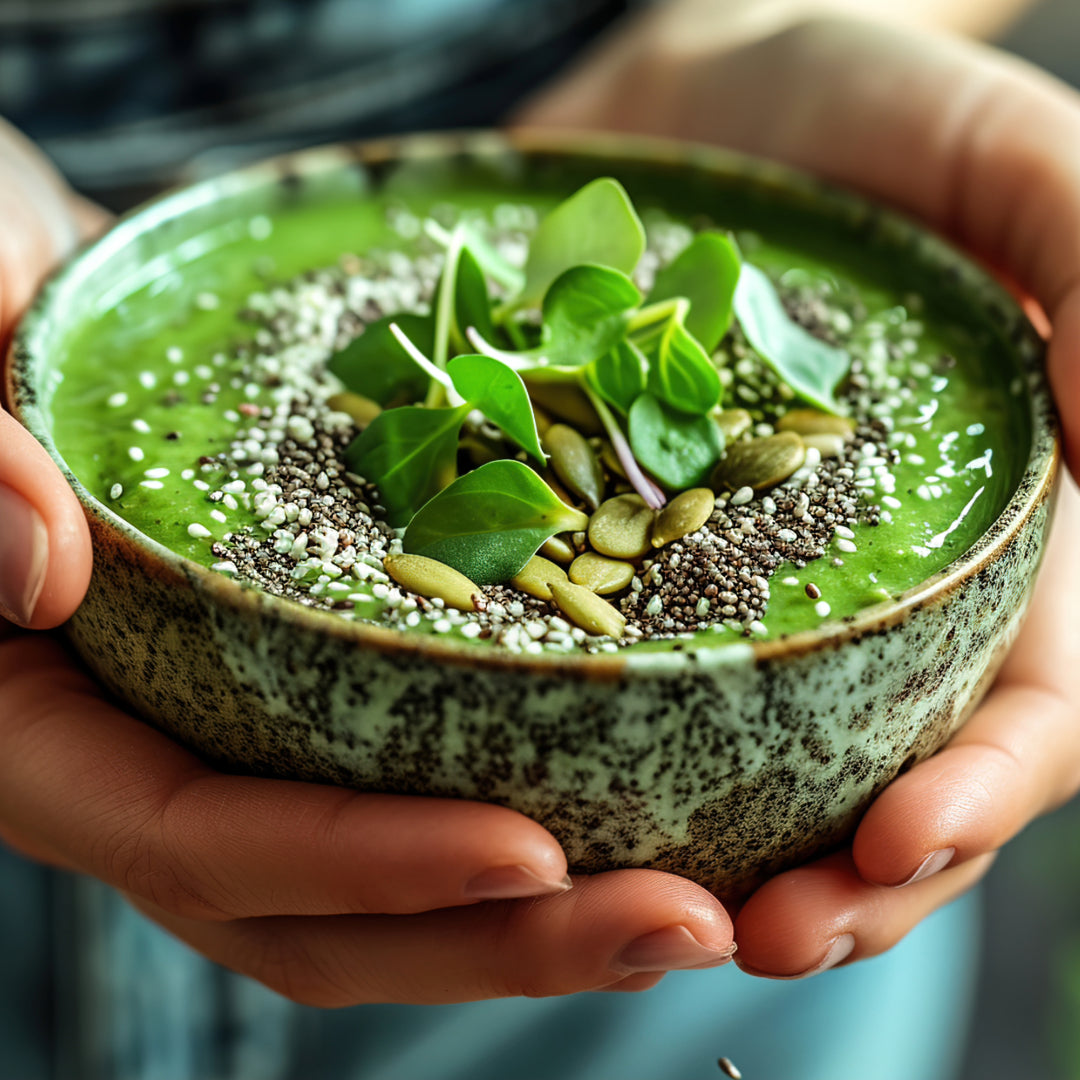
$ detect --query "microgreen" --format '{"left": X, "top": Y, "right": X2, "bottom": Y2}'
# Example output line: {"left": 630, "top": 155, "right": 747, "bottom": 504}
{"left": 508, "top": 178, "right": 645, "bottom": 312}
{"left": 641, "top": 299, "right": 722, "bottom": 415}
{"left": 328, "top": 313, "right": 433, "bottom": 407}
{"left": 446, "top": 354, "right": 544, "bottom": 463}
{"left": 627, "top": 393, "right": 726, "bottom": 491}
{"left": 585, "top": 340, "right": 647, "bottom": 416}
{"left": 403, "top": 460, "right": 590, "bottom": 583}
{"left": 733, "top": 262, "right": 850, "bottom": 414}
{"left": 646, "top": 231, "right": 741, "bottom": 352}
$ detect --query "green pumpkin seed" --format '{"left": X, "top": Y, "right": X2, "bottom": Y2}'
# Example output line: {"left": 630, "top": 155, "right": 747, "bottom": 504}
{"left": 569, "top": 552, "right": 635, "bottom": 595}
{"left": 549, "top": 580, "right": 627, "bottom": 639}
{"left": 326, "top": 391, "right": 382, "bottom": 427}
{"left": 652, "top": 487, "right": 715, "bottom": 548}
{"left": 511, "top": 555, "right": 569, "bottom": 600}
{"left": 383, "top": 553, "right": 479, "bottom": 611}
{"left": 802, "top": 432, "right": 846, "bottom": 459}
{"left": 711, "top": 432, "right": 806, "bottom": 492}
{"left": 588, "top": 494, "right": 656, "bottom": 560}
{"left": 711, "top": 407, "right": 752, "bottom": 441}
{"left": 544, "top": 424, "right": 605, "bottom": 511}
{"left": 598, "top": 440, "right": 627, "bottom": 479}
{"left": 540, "top": 534, "right": 576, "bottom": 564}
{"left": 776, "top": 408, "right": 855, "bottom": 439}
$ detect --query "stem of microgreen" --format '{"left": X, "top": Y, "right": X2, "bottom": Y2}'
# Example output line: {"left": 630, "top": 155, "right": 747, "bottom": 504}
{"left": 465, "top": 326, "right": 532, "bottom": 370}
{"left": 389, "top": 322, "right": 466, "bottom": 408}
{"left": 625, "top": 297, "right": 685, "bottom": 336}
{"left": 424, "top": 218, "right": 524, "bottom": 292}
{"left": 582, "top": 382, "right": 667, "bottom": 509}
{"left": 504, "top": 318, "right": 528, "bottom": 350}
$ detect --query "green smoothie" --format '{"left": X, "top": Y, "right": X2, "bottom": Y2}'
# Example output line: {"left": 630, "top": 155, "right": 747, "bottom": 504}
{"left": 46, "top": 183, "right": 1029, "bottom": 652}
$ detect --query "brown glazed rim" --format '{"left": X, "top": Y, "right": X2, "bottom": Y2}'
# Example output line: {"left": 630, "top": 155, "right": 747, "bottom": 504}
{"left": 6, "top": 129, "right": 1061, "bottom": 677}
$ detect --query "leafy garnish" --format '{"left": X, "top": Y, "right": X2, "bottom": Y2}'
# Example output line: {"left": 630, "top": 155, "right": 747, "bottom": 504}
{"left": 586, "top": 339, "right": 647, "bottom": 416}
{"left": 328, "top": 313, "right": 433, "bottom": 406}
{"left": 642, "top": 300, "right": 722, "bottom": 415}
{"left": 646, "top": 231, "right": 741, "bottom": 351}
{"left": 511, "top": 178, "right": 645, "bottom": 311}
{"left": 403, "top": 460, "right": 589, "bottom": 583}
{"left": 346, "top": 403, "right": 469, "bottom": 526}
{"left": 628, "top": 393, "right": 725, "bottom": 490}
{"left": 733, "top": 262, "right": 850, "bottom": 414}
{"left": 447, "top": 354, "right": 545, "bottom": 463}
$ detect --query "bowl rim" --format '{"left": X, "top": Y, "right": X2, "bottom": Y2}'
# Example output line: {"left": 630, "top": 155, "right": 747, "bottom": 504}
{"left": 6, "top": 128, "right": 1060, "bottom": 675}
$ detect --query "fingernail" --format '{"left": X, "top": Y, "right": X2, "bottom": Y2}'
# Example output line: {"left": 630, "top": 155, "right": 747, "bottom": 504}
{"left": 893, "top": 847, "right": 955, "bottom": 888}
{"left": 463, "top": 865, "right": 572, "bottom": 900}
{"left": 0, "top": 484, "right": 49, "bottom": 625}
{"left": 611, "top": 925, "right": 737, "bottom": 975}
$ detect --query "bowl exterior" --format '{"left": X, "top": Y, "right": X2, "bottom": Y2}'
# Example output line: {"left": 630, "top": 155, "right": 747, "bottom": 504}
{"left": 10, "top": 131, "right": 1059, "bottom": 900}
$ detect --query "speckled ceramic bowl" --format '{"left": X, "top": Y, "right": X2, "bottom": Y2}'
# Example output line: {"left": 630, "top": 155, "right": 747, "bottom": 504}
{"left": 7, "top": 132, "right": 1059, "bottom": 900}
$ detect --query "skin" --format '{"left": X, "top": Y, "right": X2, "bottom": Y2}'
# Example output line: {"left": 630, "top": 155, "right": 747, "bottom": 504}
{"left": 2, "top": 1, "right": 1080, "bottom": 1003}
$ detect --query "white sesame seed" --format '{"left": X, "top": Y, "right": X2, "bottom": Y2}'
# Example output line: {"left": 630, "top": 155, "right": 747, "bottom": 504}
{"left": 883, "top": 495, "right": 902, "bottom": 509}
{"left": 128, "top": 446, "right": 145, "bottom": 462}
{"left": 748, "top": 620, "right": 767, "bottom": 635}
{"left": 210, "top": 509, "right": 227, "bottom": 524}
{"left": 132, "top": 418, "right": 151, "bottom": 434}
{"left": 815, "top": 600, "right": 831, "bottom": 617}
{"left": 166, "top": 346, "right": 184, "bottom": 363}
{"left": 834, "top": 524, "right": 855, "bottom": 539}
{"left": 107, "top": 392, "right": 128, "bottom": 408}
{"left": 730, "top": 486, "right": 754, "bottom": 506}
{"left": 211, "top": 560, "right": 237, "bottom": 574}
{"left": 144, "top": 467, "right": 170, "bottom": 479}
{"left": 138, "top": 371, "right": 156, "bottom": 389}
{"left": 109, "top": 483, "right": 123, "bottom": 499}
{"left": 432, "top": 618, "right": 453, "bottom": 634}
{"left": 187, "top": 523, "right": 212, "bottom": 539}
{"left": 139, "top": 480, "right": 163, "bottom": 490}
{"left": 460, "top": 622, "right": 482, "bottom": 638}
{"left": 645, "top": 595, "right": 664, "bottom": 617}
{"left": 836, "top": 538, "right": 857, "bottom": 554}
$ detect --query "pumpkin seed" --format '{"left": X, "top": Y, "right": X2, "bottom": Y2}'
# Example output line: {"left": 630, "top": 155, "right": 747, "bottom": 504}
{"left": 588, "top": 494, "right": 656, "bottom": 560}
{"left": 652, "top": 487, "right": 715, "bottom": 548}
{"left": 326, "top": 391, "right": 382, "bottom": 427}
{"left": 711, "top": 432, "right": 806, "bottom": 492}
{"left": 776, "top": 408, "right": 855, "bottom": 439}
{"left": 549, "top": 580, "right": 626, "bottom": 639}
{"left": 599, "top": 440, "right": 627, "bottom": 479}
{"left": 544, "top": 424, "right": 605, "bottom": 511}
{"left": 522, "top": 375, "right": 602, "bottom": 434}
{"left": 541, "top": 469, "right": 579, "bottom": 510}
{"left": 511, "top": 555, "right": 569, "bottom": 600}
{"left": 540, "top": 534, "right": 576, "bottom": 564}
{"left": 711, "top": 407, "right": 752, "bottom": 441}
{"left": 569, "top": 552, "right": 635, "bottom": 595}
{"left": 801, "top": 432, "right": 846, "bottom": 459}
{"left": 383, "top": 553, "right": 479, "bottom": 611}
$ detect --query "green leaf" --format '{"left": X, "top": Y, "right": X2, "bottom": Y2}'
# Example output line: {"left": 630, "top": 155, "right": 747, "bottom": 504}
{"left": 586, "top": 340, "right": 646, "bottom": 416}
{"left": 733, "top": 262, "right": 851, "bottom": 414}
{"left": 516, "top": 178, "right": 645, "bottom": 310}
{"left": 647, "top": 232, "right": 741, "bottom": 351}
{"left": 628, "top": 393, "right": 725, "bottom": 490}
{"left": 345, "top": 403, "right": 470, "bottom": 526}
{"left": 328, "top": 313, "right": 433, "bottom": 406}
{"left": 453, "top": 245, "right": 495, "bottom": 347}
{"left": 404, "top": 460, "right": 590, "bottom": 584}
{"left": 644, "top": 304, "right": 722, "bottom": 415}
{"left": 537, "top": 265, "right": 641, "bottom": 367}
{"left": 448, "top": 354, "right": 545, "bottom": 463}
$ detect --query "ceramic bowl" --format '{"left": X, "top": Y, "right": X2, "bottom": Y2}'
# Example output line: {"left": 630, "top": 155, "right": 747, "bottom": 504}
{"left": 7, "top": 131, "right": 1059, "bottom": 900}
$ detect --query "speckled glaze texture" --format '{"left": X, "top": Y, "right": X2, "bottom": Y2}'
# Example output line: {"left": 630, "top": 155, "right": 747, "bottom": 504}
{"left": 9, "top": 132, "right": 1059, "bottom": 900}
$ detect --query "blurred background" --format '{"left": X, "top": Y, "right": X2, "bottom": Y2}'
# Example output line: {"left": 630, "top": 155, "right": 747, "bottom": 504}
{"left": 962, "top": 10, "right": 1080, "bottom": 1080}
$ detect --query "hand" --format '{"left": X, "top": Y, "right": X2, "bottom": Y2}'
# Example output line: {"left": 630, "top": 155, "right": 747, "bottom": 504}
{"left": 519, "top": 7, "right": 1080, "bottom": 975}
{"left": 0, "top": 124, "right": 735, "bottom": 1005}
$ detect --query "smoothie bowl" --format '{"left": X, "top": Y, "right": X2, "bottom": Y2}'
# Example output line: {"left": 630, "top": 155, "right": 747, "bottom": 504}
{"left": 7, "top": 131, "right": 1058, "bottom": 900}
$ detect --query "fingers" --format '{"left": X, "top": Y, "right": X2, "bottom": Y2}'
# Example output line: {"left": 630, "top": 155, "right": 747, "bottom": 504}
{"left": 128, "top": 868, "right": 734, "bottom": 1006}
{"left": 853, "top": 476, "right": 1080, "bottom": 888}
{"left": 0, "top": 633, "right": 572, "bottom": 919}
{"left": 734, "top": 851, "right": 992, "bottom": 979}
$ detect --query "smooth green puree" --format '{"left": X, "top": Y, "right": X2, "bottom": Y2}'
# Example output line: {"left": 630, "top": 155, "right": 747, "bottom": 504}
{"left": 47, "top": 186, "right": 1029, "bottom": 649}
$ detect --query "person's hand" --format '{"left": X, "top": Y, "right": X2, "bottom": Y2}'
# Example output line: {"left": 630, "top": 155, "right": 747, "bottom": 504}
{"left": 0, "top": 122, "right": 736, "bottom": 1004}
{"left": 518, "top": 6, "right": 1080, "bottom": 976}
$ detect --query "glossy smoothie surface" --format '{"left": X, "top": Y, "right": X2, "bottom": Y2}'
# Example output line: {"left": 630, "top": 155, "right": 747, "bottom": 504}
{"left": 47, "top": 185, "right": 1029, "bottom": 645}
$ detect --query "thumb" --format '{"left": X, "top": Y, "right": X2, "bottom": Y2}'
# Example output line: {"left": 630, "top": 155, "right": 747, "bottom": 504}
{"left": 1, "top": 121, "right": 102, "bottom": 627}
{"left": 0, "top": 409, "right": 92, "bottom": 629}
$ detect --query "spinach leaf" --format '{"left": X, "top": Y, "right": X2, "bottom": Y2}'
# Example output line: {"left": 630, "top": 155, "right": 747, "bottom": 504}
{"left": 628, "top": 392, "right": 725, "bottom": 490}
{"left": 644, "top": 304, "right": 722, "bottom": 415}
{"left": 515, "top": 178, "right": 645, "bottom": 310}
{"left": 328, "top": 313, "right": 433, "bottom": 406}
{"left": 586, "top": 340, "right": 646, "bottom": 416}
{"left": 536, "top": 265, "right": 641, "bottom": 367}
{"left": 647, "top": 231, "right": 741, "bottom": 351}
{"left": 447, "top": 354, "right": 545, "bottom": 463}
{"left": 345, "top": 403, "right": 470, "bottom": 526}
{"left": 733, "top": 262, "right": 850, "bottom": 414}
{"left": 404, "top": 460, "right": 590, "bottom": 583}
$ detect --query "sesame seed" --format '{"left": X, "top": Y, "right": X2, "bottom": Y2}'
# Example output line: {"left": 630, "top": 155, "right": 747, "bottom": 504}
{"left": 140, "top": 480, "right": 163, "bottom": 490}
{"left": 132, "top": 418, "right": 151, "bottom": 434}
{"left": 188, "top": 523, "right": 212, "bottom": 539}
{"left": 128, "top": 446, "right": 145, "bottom": 462}
{"left": 107, "top": 392, "right": 129, "bottom": 408}
{"left": 109, "top": 483, "right": 123, "bottom": 499}
{"left": 144, "top": 467, "right": 170, "bottom": 479}
{"left": 730, "top": 486, "right": 754, "bottom": 506}
{"left": 210, "top": 509, "right": 227, "bottom": 524}
{"left": 815, "top": 600, "right": 831, "bottom": 617}
{"left": 138, "top": 371, "right": 156, "bottom": 389}
{"left": 836, "top": 538, "right": 857, "bottom": 554}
